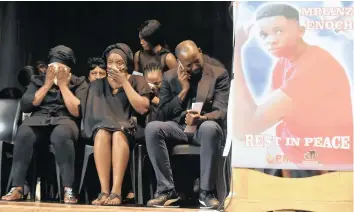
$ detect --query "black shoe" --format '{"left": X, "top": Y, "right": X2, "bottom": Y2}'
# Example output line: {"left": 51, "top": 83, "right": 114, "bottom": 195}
{"left": 199, "top": 190, "right": 220, "bottom": 209}
{"left": 147, "top": 189, "right": 180, "bottom": 208}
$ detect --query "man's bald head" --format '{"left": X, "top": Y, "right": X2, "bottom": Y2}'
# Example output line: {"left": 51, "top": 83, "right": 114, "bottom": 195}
{"left": 175, "top": 40, "right": 199, "bottom": 58}
{"left": 175, "top": 40, "right": 204, "bottom": 79}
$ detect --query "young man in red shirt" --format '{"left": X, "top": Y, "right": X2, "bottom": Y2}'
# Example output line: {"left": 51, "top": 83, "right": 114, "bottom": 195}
{"left": 233, "top": 3, "right": 353, "bottom": 176}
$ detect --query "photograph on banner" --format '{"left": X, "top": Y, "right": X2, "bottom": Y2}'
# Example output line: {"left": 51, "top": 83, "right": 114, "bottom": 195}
{"left": 230, "top": 1, "right": 354, "bottom": 170}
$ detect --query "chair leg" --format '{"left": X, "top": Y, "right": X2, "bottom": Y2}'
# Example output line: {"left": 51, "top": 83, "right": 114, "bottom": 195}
{"left": 78, "top": 148, "right": 90, "bottom": 194}
{"left": 129, "top": 152, "right": 136, "bottom": 204}
{"left": 49, "top": 145, "right": 62, "bottom": 202}
{"left": 137, "top": 144, "right": 144, "bottom": 205}
{"left": 84, "top": 187, "right": 89, "bottom": 204}
{"left": 55, "top": 160, "right": 61, "bottom": 202}
{"left": 0, "top": 141, "right": 3, "bottom": 196}
{"left": 29, "top": 159, "right": 37, "bottom": 201}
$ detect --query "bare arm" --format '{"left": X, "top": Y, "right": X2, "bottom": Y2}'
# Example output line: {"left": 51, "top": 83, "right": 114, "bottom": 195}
{"left": 32, "top": 84, "right": 51, "bottom": 106}
{"left": 122, "top": 80, "right": 150, "bottom": 115}
{"left": 59, "top": 85, "right": 81, "bottom": 117}
{"left": 165, "top": 53, "right": 178, "bottom": 70}
{"left": 233, "top": 38, "right": 292, "bottom": 139}
{"left": 134, "top": 51, "right": 140, "bottom": 72}
{"left": 21, "top": 82, "right": 51, "bottom": 113}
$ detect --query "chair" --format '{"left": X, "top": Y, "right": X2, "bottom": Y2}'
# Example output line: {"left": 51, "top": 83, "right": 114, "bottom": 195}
{"left": 171, "top": 144, "right": 231, "bottom": 203}
{"left": 0, "top": 99, "right": 21, "bottom": 196}
{"left": 78, "top": 144, "right": 137, "bottom": 204}
{"left": 131, "top": 143, "right": 154, "bottom": 205}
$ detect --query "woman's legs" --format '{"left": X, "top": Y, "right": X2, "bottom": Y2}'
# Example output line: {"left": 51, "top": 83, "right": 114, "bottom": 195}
{"left": 50, "top": 124, "right": 78, "bottom": 203}
{"left": 2, "top": 125, "right": 42, "bottom": 200}
{"left": 105, "top": 131, "right": 130, "bottom": 205}
{"left": 92, "top": 129, "right": 112, "bottom": 205}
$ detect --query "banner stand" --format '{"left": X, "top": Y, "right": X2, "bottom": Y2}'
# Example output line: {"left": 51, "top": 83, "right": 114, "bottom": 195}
{"left": 224, "top": 168, "right": 353, "bottom": 212}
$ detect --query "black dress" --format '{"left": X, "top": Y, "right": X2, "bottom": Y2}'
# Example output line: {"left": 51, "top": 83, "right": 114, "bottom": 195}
{"left": 82, "top": 76, "right": 153, "bottom": 146}
{"left": 21, "top": 74, "right": 88, "bottom": 130}
{"left": 137, "top": 48, "right": 171, "bottom": 73}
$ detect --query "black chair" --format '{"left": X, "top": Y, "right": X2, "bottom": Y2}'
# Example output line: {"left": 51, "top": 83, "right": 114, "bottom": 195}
{"left": 0, "top": 99, "right": 21, "bottom": 196}
{"left": 172, "top": 144, "right": 231, "bottom": 203}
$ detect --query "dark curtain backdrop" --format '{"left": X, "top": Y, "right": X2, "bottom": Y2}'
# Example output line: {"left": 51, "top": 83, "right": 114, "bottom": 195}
{"left": 0, "top": 1, "right": 233, "bottom": 91}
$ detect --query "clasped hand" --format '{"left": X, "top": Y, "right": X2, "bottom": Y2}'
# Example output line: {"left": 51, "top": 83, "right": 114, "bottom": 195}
{"left": 185, "top": 110, "right": 203, "bottom": 126}
{"left": 107, "top": 67, "right": 128, "bottom": 87}
{"left": 45, "top": 64, "right": 71, "bottom": 88}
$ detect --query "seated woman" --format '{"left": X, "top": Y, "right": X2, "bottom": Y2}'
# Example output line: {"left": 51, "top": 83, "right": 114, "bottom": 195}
{"left": 1, "top": 45, "right": 88, "bottom": 204}
{"left": 18, "top": 66, "right": 37, "bottom": 90}
{"left": 87, "top": 57, "right": 106, "bottom": 82}
{"left": 134, "top": 20, "right": 178, "bottom": 74}
{"left": 81, "top": 43, "right": 152, "bottom": 206}
{"left": 135, "top": 61, "right": 163, "bottom": 137}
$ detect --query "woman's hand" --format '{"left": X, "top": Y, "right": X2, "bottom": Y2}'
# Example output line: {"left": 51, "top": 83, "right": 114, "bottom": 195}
{"left": 107, "top": 67, "right": 128, "bottom": 86}
{"left": 57, "top": 65, "right": 71, "bottom": 88}
{"left": 44, "top": 65, "right": 56, "bottom": 87}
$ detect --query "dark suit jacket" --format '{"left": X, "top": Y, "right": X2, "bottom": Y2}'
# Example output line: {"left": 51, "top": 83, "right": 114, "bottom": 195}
{"left": 157, "top": 63, "right": 230, "bottom": 127}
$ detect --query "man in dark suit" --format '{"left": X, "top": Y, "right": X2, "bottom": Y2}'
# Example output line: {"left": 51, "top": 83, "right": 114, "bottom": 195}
{"left": 145, "top": 40, "right": 229, "bottom": 209}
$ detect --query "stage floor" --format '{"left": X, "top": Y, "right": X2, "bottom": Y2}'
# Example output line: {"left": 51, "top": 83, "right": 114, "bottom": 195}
{"left": 0, "top": 202, "right": 201, "bottom": 212}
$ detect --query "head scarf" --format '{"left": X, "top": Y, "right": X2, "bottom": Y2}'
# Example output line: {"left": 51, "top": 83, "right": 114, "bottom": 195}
{"left": 48, "top": 45, "right": 76, "bottom": 68}
{"left": 102, "top": 43, "right": 133, "bottom": 73}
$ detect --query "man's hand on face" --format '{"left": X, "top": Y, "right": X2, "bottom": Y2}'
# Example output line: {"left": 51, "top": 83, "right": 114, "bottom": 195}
{"left": 177, "top": 66, "right": 191, "bottom": 92}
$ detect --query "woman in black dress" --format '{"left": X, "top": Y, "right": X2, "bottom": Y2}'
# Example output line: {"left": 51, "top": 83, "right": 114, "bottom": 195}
{"left": 134, "top": 20, "right": 178, "bottom": 74}
{"left": 82, "top": 43, "right": 152, "bottom": 206}
{"left": 1, "top": 45, "right": 87, "bottom": 204}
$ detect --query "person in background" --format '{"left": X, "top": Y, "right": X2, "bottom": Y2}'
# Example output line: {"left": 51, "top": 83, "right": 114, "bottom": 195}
{"left": 87, "top": 57, "right": 107, "bottom": 82}
{"left": 144, "top": 40, "right": 229, "bottom": 209}
{"left": 82, "top": 43, "right": 152, "bottom": 206}
{"left": 143, "top": 61, "right": 163, "bottom": 122}
{"left": 1, "top": 45, "right": 88, "bottom": 204}
{"left": 0, "top": 87, "right": 23, "bottom": 99}
{"left": 35, "top": 61, "right": 48, "bottom": 75}
{"left": 18, "top": 66, "right": 37, "bottom": 90}
{"left": 134, "top": 20, "right": 178, "bottom": 74}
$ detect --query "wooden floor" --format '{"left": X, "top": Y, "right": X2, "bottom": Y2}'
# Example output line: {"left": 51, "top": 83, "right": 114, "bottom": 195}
{"left": 0, "top": 202, "right": 201, "bottom": 212}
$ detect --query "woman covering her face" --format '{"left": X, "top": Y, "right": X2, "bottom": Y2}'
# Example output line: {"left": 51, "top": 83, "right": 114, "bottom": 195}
{"left": 81, "top": 43, "right": 152, "bottom": 206}
{"left": 1, "top": 45, "right": 88, "bottom": 204}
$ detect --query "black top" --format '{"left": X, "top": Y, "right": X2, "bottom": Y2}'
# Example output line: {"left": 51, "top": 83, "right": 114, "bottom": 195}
{"left": 157, "top": 63, "right": 230, "bottom": 128}
{"left": 21, "top": 75, "right": 88, "bottom": 129}
{"left": 82, "top": 75, "right": 153, "bottom": 139}
{"left": 138, "top": 48, "right": 170, "bottom": 73}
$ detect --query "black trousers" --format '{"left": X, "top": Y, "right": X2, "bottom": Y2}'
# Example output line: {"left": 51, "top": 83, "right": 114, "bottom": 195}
{"left": 11, "top": 124, "right": 79, "bottom": 187}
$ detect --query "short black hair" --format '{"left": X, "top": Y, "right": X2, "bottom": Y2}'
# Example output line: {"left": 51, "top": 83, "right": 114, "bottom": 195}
{"left": 35, "top": 61, "right": 47, "bottom": 69}
{"left": 87, "top": 57, "right": 106, "bottom": 72}
{"left": 18, "top": 66, "right": 36, "bottom": 88}
{"left": 138, "top": 20, "right": 165, "bottom": 47}
{"left": 256, "top": 3, "right": 299, "bottom": 21}
{"left": 143, "top": 61, "right": 162, "bottom": 76}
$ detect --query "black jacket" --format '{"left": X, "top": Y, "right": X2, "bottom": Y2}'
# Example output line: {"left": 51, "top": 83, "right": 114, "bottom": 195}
{"left": 157, "top": 63, "right": 230, "bottom": 127}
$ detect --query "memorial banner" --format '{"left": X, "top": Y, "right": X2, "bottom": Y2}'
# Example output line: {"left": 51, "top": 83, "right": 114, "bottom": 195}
{"left": 228, "top": 1, "right": 354, "bottom": 170}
